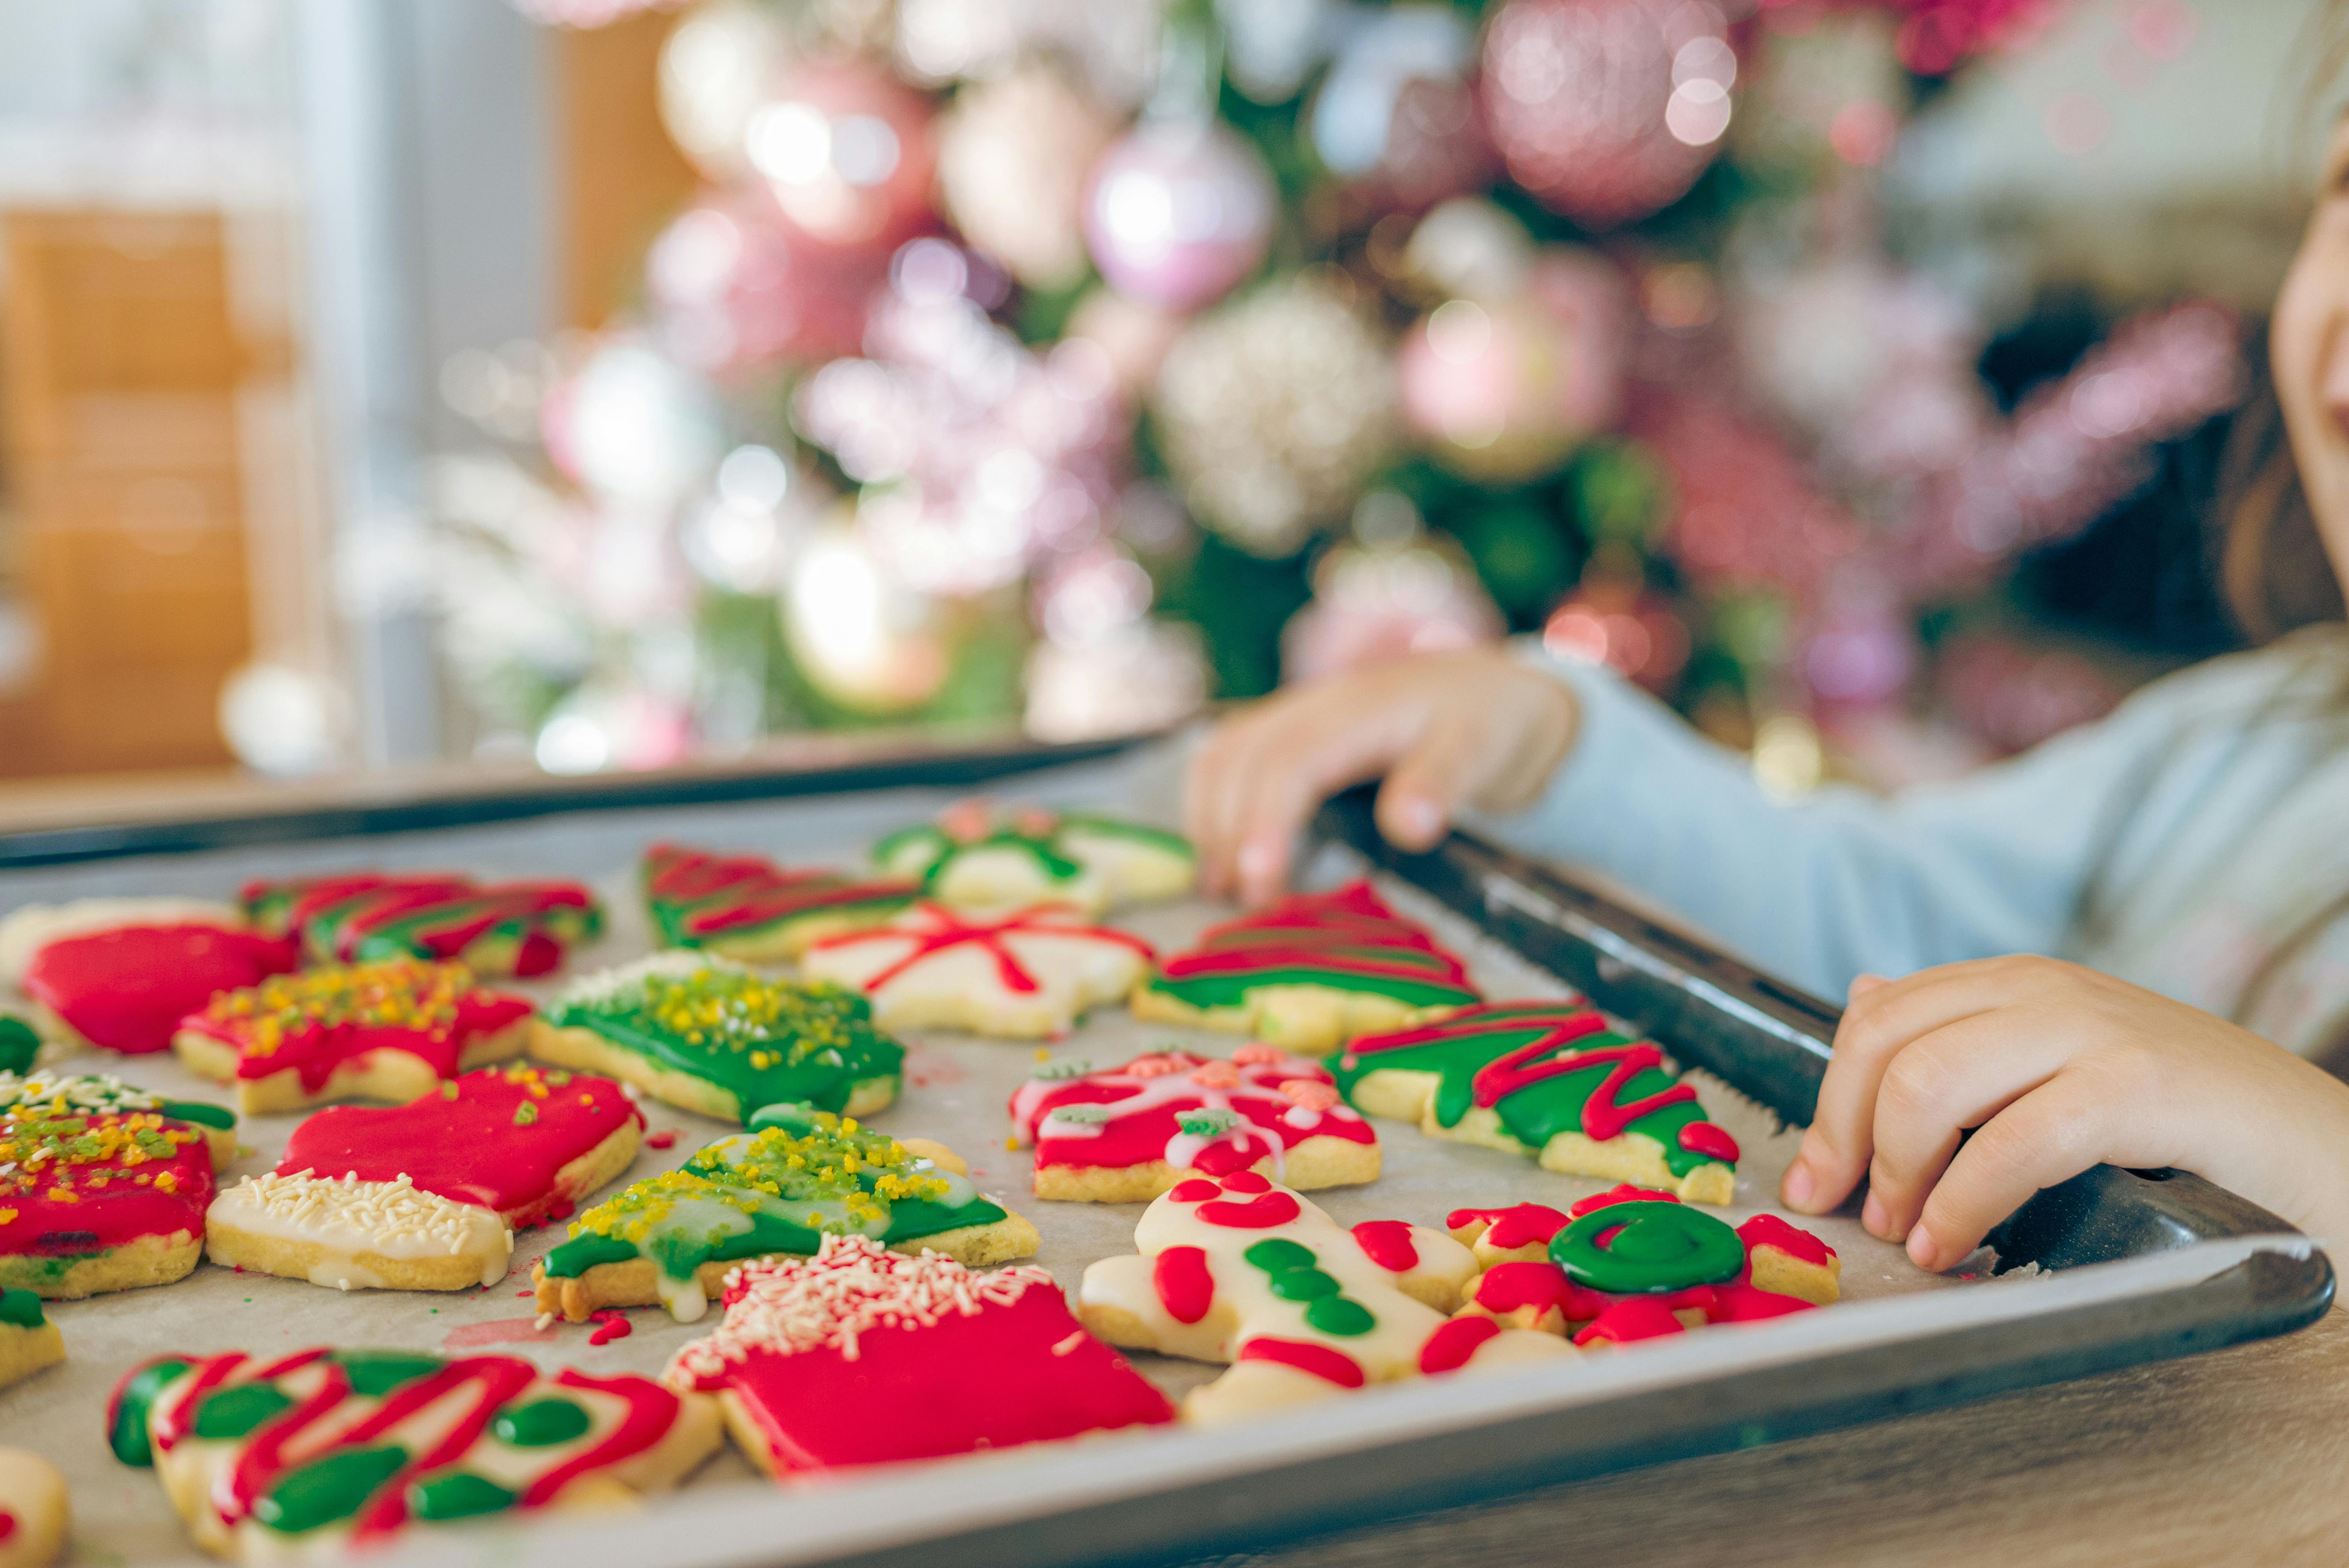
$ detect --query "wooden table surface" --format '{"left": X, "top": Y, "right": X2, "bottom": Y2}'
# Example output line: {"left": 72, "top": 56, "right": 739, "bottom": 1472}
{"left": 1224, "top": 1305, "right": 2349, "bottom": 1568}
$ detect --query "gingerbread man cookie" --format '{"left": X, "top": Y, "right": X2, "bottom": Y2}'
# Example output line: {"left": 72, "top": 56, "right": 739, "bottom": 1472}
{"left": 665, "top": 1234, "right": 1175, "bottom": 1473}
{"left": 0, "top": 1289, "right": 63, "bottom": 1392}
{"left": 1076, "top": 1172, "right": 1564, "bottom": 1421}
{"left": 1449, "top": 1187, "right": 1839, "bottom": 1347}
{"left": 641, "top": 843, "right": 918, "bottom": 961}
{"left": 0, "top": 1069, "right": 237, "bottom": 1168}
{"left": 536, "top": 1104, "right": 1040, "bottom": 1323}
{"left": 107, "top": 1347, "right": 720, "bottom": 1563}
{"left": 243, "top": 871, "right": 603, "bottom": 978}
{"left": 1, "top": 900, "right": 297, "bottom": 1057}
{"left": 800, "top": 902, "right": 1153, "bottom": 1039}
{"left": 874, "top": 801, "right": 1197, "bottom": 915}
{"left": 0, "top": 1106, "right": 214, "bottom": 1298}
{"left": 1010, "top": 1046, "right": 1380, "bottom": 1202}
{"left": 173, "top": 960, "right": 535, "bottom": 1114}
{"left": 0, "top": 1448, "right": 67, "bottom": 1568}
{"left": 533, "top": 953, "right": 904, "bottom": 1122}
{"left": 1131, "top": 881, "right": 1479, "bottom": 1057}
{"left": 1334, "top": 1001, "right": 1740, "bottom": 1203}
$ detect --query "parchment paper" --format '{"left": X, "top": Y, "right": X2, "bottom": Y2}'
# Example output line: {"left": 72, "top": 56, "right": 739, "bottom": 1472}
{"left": 0, "top": 742, "right": 1979, "bottom": 1567}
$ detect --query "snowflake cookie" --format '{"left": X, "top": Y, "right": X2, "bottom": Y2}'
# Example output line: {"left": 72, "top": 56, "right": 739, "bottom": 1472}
{"left": 800, "top": 902, "right": 1153, "bottom": 1039}
{"left": 1010, "top": 1046, "right": 1380, "bottom": 1202}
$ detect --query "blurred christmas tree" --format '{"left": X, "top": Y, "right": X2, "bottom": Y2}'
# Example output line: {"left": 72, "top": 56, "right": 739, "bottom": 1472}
{"left": 442, "top": 0, "right": 2248, "bottom": 783}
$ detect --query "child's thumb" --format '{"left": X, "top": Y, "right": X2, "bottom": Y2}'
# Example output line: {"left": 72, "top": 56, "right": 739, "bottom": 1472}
{"left": 1374, "top": 718, "right": 1478, "bottom": 850}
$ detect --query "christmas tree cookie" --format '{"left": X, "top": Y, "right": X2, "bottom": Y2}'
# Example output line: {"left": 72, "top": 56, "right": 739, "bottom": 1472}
{"left": 0, "top": 1069, "right": 237, "bottom": 1168}
{"left": 535, "top": 1104, "right": 1040, "bottom": 1323}
{"left": 0, "top": 1447, "right": 67, "bottom": 1568}
{"left": 106, "top": 1347, "right": 721, "bottom": 1563}
{"left": 641, "top": 843, "right": 918, "bottom": 961}
{"left": 1448, "top": 1187, "right": 1840, "bottom": 1347}
{"left": 173, "top": 960, "right": 535, "bottom": 1114}
{"left": 1131, "top": 880, "right": 1480, "bottom": 1056}
{"left": 1332, "top": 1001, "right": 1741, "bottom": 1203}
{"left": 1076, "top": 1171, "right": 1565, "bottom": 1422}
{"left": 1009, "top": 1045, "right": 1380, "bottom": 1202}
{"left": 801, "top": 902, "right": 1153, "bottom": 1039}
{"left": 1, "top": 900, "right": 297, "bottom": 1056}
{"left": 0, "top": 1289, "right": 64, "bottom": 1391}
{"left": 531, "top": 953, "right": 903, "bottom": 1122}
{"left": 874, "top": 801, "right": 1196, "bottom": 915}
{"left": 242, "top": 871, "right": 604, "bottom": 978}
{"left": 665, "top": 1234, "right": 1175, "bottom": 1474}
{"left": 0, "top": 1106, "right": 215, "bottom": 1298}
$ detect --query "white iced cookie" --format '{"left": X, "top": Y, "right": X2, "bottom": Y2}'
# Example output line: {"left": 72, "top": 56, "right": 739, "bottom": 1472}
{"left": 204, "top": 1170, "right": 512, "bottom": 1292}
{"left": 0, "top": 898, "right": 241, "bottom": 984}
{"left": 0, "top": 1448, "right": 67, "bottom": 1568}
{"left": 799, "top": 902, "right": 1153, "bottom": 1038}
{"left": 872, "top": 804, "right": 1196, "bottom": 915}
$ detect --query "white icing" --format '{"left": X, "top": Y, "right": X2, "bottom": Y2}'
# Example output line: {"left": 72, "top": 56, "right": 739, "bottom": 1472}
{"left": 1011, "top": 1049, "right": 1367, "bottom": 1177}
{"left": 208, "top": 1170, "right": 509, "bottom": 1286}
{"left": 800, "top": 905, "right": 1148, "bottom": 1033}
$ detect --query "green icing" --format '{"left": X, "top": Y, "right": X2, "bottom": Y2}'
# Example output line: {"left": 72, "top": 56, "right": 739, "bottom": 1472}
{"left": 547, "top": 1110, "right": 1003, "bottom": 1283}
{"left": 408, "top": 1471, "right": 517, "bottom": 1522}
{"left": 1146, "top": 965, "right": 1474, "bottom": 1011}
{"left": 1551, "top": 1201, "right": 1745, "bottom": 1295}
{"left": 551, "top": 964, "right": 903, "bottom": 1121}
{"left": 0, "top": 1016, "right": 37, "bottom": 1075}
{"left": 876, "top": 812, "right": 1192, "bottom": 894}
{"left": 1243, "top": 1239, "right": 1316, "bottom": 1272}
{"left": 1330, "top": 1015, "right": 1728, "bottom": 1179}
{"left": 157, "top": 1098, "right": 237, "bottom": 1131}
{"left": 328, "top": 1351, "right": 446, "bottom": 1398}
{"left": 0, "top": 1287, "right": 42, "bottom": 1329}
{"left": 254, "top": 1445, "right": 410, "bottom": 1535}
{"left": 1305, "top": 1296, "right": 1376, "bottom": 1336}
{"left": 1267, "top": 1267, "right": 1342, "bottom": 1302}
{"left": 493, "top": 1397, "right": 591, "bottom": 1447}
{"left": 192, "top": 1384, "right": 296, "bottom": 1441}
{"left": 1056, "top": 814, "right": 1195, "bottom": 859}
{"left": 1243, "top": 1236, "right": 1376, "bottom": 1339}
{"left": 109, "top": 1357, "right": 192, "bottom": 1466}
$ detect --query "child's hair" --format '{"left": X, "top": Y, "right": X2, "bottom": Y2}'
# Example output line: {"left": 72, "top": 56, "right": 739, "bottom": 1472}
{"left": 2217, "top": 363, "right": 2344, "bottom": 641}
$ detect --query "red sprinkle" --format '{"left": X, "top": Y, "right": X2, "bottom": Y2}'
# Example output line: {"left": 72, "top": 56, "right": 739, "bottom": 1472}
{"left": 645, "top": 1130, "right": 678, "bottom": 1150}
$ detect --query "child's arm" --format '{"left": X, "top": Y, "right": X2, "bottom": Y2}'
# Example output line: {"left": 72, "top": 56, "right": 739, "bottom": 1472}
{"left": 1189, "top": 644, "right": 2231, "bottom": 999}
{"left": 1785, "top": 958, "right": 2349, "bottom": 1267}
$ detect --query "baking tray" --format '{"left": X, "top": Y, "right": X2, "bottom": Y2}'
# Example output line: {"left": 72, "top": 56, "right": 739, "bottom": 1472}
{"left": 0, "top": 732, "right": 2329, "bottom": 1568}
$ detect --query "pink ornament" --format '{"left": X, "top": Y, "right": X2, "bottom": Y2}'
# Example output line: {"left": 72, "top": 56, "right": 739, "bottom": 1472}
{"left": 745, "top": 58, "right": 937, "bottom": 254}
{"left": 645, "top": 195, "right": 882, "bottom": 374}
{"left": 1539, "top": 575, "right": 1690, "bottom": 697}
{"left": 1481, "top": 0, "right": 1735, "bottom": 228}
{"left": 936, "top": 63, "right": 1117, "bottom": 290}
{"left": 1398, "top": 248, "right": 1630, "bottom": 481}
{"left": 1283, "top": 542, "right": 1504, "bottom": 684}
{"left": 1084, "top": 120, "right": 1276, "bottom": 313}
{"left": 1309, "top": 6, "right": 1497, "bottom": 213}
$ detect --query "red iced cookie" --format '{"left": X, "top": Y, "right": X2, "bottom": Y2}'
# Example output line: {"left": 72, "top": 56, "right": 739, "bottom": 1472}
{"left": 0, "top": 1107, "right": 216, "bottom": 1298}
{"left": 22, "top": 924, "right": 296, "bottom": 1057}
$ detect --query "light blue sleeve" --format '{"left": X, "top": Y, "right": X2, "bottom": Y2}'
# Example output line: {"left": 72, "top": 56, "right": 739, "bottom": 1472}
{"left": 1461, "top": 650, "right": 2195, "bottom": 998}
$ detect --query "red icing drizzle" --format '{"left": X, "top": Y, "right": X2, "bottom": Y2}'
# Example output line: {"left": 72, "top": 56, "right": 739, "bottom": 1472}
{"left": 1195, "top": 1191, "right": 1303, "bottom": 1229}
{"left": 1447, "top": 1203, "right": 1569, "bottom": 1250}
{"left": 182, "top": 970, "right": 535, "bottom": 1090}
{"left": 1157, "top": 882, "right": 1476, "bottom": 995}
{"left": 1237, "top": 1337, "right": 1365, "bottom": 1389}
{"left": 1737, "top": 1213, "right": 1835, "bottom": 1266}
{"left": 587, "top": 1311, "right": 632, "bottom": 1347}
{"left": 642, "top": 845, "right": 916, "bottom": 940}
{"left": 1351, "top": 1220, "right": 1418, "bottom": 1274}
{"left": 342, "top": 1359, "right": 540, "bottom": 1537}
{"left": 1679, "top": 1121, "right": 1741, "bottom": 1161}
{"left": 1474, "top": 1261, "right": 1586, "bottom": 1319}
{"left": 1219, "top": 1170, "right": 1272, "bottom": 1194}
{"left": 276, "top": 1066, "right": 641, "bottom": 1224}
{"left": 1168, "top": 1179, "right": 1221, "bottom": 1204}
{"left": 23, "top": 925, "right": 296, "bottom": 1055}
{"left": 1418, "top": 1314, "right": 1501, "bottom": 1374}
{"left": 515, "top": 1369, "right": 681, "bottom": 1505}
{"left": 1011, "top": 1049, "right": 1374, "bottom": 1176}
{"left": 1574, "top": 1297, "right": 1688, "bottom": 1345}
{"left": 1152, "top": 1245, "right": 1214, "bottom": 1324}
{"left": 1466, "top": 1031, "right": 1698, "bottom": 1141}
{"left": 1568, "top": 1184, "right": 1681, "bottom": 1218}
{"left": 1708, "top": 1282, "right": 1817, "bottom": 1322}
{"left": 807, "top": 902, "right": 1153, "bottom": 997}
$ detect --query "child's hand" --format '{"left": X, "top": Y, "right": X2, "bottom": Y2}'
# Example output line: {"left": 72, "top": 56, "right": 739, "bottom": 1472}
{"left": 1782, "top": 956, "right": 2349, "bottom": 1268}
{"left": 1185, "top": 647, "right": 1579, "bottom": 905}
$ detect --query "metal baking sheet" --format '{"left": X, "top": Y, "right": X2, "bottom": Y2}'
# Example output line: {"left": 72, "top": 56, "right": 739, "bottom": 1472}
{"left": 0, "top": 735, "right": 2328, "bottom": 1568}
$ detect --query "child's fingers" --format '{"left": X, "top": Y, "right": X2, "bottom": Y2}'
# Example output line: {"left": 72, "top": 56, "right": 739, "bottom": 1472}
{"left": 1185, "top": 707, "right": 1276, "bottom": 897}
{"left": 1373, "top": 712, "right": 1482, "bottom": 850}
{"left": 1228, "top": 699, "right": 1427, "bottom": 906}
{"left": 1904, "top": 1074, "right": 2109, "bottom": 1270}
{"left": 1860, "top": 1011, "right": 2067, "bottom": 1240}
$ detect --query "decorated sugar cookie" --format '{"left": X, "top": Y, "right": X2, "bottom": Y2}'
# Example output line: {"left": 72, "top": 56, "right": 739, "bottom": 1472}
{"left": 1009, "top": 1046, "right": 1380, "bottom": 1202}
{"left": 242, "top": 871, "right": 604, "bottom": 978}
{"left": 1076, "top": 1171, "right": 1565, "bottom": 1421}
{"left": 1449, "top": 1186, "right": 1840, "bottom": 1346}
{"left": 0, "top": 1016, "right": 38, "bottom": 1075}
{"left": 0, "top": 1069, "right": 237, "bottom": 1168}
{"left": 537, "top": 1104, "right": 1038, "bottom": 1323}
{"left": 642, "top": 843, "right": 918, "bottom": 961}
{"left": 0, "top": 1106, "right": 215, "bottom": 1298}
{"left": 801, "top": 902, "right": 1153, "bottom": 1039}
{"left": 1, "top": 900, "right": 297, "bottom": 1057}
{"left": 533, "top": 953, "right": 903, "bottom": 1122}
{"left": 0, "top": 1289, "right": 64, "bottom": 1391}
{"left": 0, "top": 1447, "right": 67, "bottom": 1568}
{"left": 874, "top": 801, "right": 1197, "bottom": 915}
{"left": 277, "top": 1064, "right": 643, "bottom": 1230}
{"left": 666, "top": 1234, "right": 1175, "bottom": 1473}
{"left": 205, "top": 1171, "right": 514, "bottom": 1293}
{"left": 1334, "top": 1001, "right": 1739, "bottom": 1203}
{"left": 173, "top": 961, "right": 534, "bottom": 1114}
{"left": 1131, "top": 881, "right": 1479, "bottom": 1057}
{"left": 107, "top": 1347, "right": 721, "bottom": 1563}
